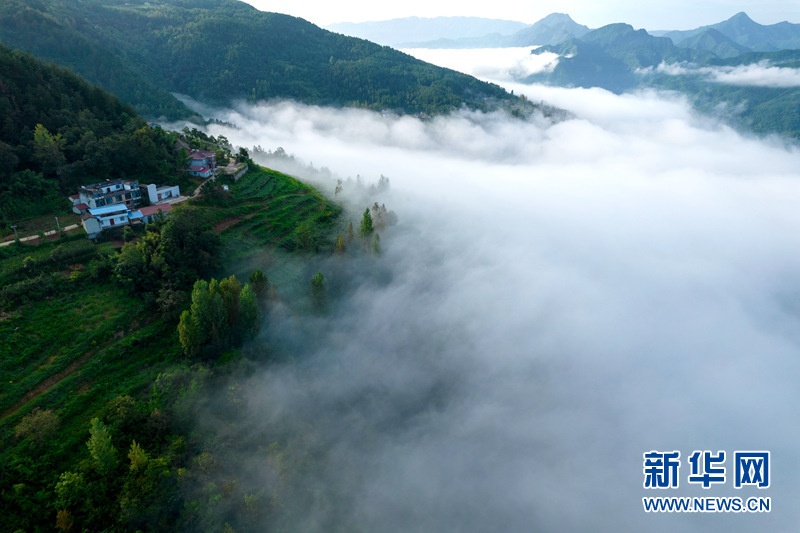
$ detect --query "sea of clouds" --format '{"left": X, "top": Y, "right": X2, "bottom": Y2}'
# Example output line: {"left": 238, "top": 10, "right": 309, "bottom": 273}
{"left": 655, "top": 60, "right": 800, "bottom": 88}
{"left": 180, "top": 47, "right": 800, "bottom": 531}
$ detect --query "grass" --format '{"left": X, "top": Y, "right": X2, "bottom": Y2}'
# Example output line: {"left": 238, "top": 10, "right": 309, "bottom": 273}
{"left": 0, "top": 235, "right": 188, "bottom": 529}
{"left": 0, "top": 162, "right": 345, "bottom": 530}
{"left": 1, "top": 211, "right": 82, "bottom": 242}
{"left": 194, "top": 164, "right": 342, "bottom": 264}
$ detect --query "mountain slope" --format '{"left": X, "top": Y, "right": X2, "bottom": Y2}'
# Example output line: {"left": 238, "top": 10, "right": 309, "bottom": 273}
{"left": 528, "top": 23, "right": 711, "bottom": 92}
{"left": 506, "top": 13, "right": 591, "bottom": 46}
{"left": 676, "top": 28, "right": 752, "bottom": 58}
{"left": 0, "top": 0, "right": 512, "bottom": 118}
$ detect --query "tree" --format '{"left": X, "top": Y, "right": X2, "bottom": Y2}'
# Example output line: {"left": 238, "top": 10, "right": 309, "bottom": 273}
{"left": 345, "top": 221, "right": 355, "bottom": 243}
{"left": 249, "top": 269, "right": 269, "bottom": 299}
{"left": 359, "top": 208, "right": 374, "bottom": 238}
{"left": 371, "top": 233, "right": 381, "bottom": 256}
{"left": 371, "top": 202, "right": 385, "bottom": 231}
{"left": 188, "top": 280, "right": 214, "bottom": 347}
{"left": 334, "top": 178, "right": 342, "bottom": 197}
{"left": 179, "top": 275, "right": 262, "bottom": 356}
{"left": 128, "top": 441, "right": 149, "bottom": 473}
{"left": 14, "top": 408, "right": 59, "bottom": 444}
{"left": 86, "top": 418, "right": 118, "bottom": 476}
{"left": 295, "top": 221, "right": 315, "bottom": 252}
{"left": 55, "top": 471, "right": 89, "bottom": 514}
{"left": 32, "top": 124, "right": 66, "bottom": 176}
{"left": 218, "top": 275, "right": 242, "bottom": 331}
{"left": 178, "top": 310, "right": 200, "bottom": 357}
{"left": 239, "top": 284, "right": 259, "bottom": 338}
{"left": 209, "top": 291, "right": 228, "bottom": 346}
{"left": 310, "top": 271, "right": 327, "bottom": 312}
{"left": 334, "top": 234, "right": 346, "bottom": 254}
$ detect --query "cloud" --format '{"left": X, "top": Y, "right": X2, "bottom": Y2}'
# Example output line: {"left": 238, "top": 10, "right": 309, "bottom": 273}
{"left": 655, "top": 61, "right": 800, "bottom": 88}
{"left": 402, "top": 47, "right": 561, "bottom": 81}
{"left": 182, "top": 57, "right": 800, "bottom": 532}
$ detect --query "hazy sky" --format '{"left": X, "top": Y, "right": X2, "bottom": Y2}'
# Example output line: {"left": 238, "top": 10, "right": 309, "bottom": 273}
{"left": 243, "top": 0, "right": 800, "bottom": 31}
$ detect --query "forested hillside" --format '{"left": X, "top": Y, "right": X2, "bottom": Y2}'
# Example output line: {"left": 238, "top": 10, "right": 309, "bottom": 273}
{"left": 0, "top": 44, "right": 180, "bottom": 224}
{"left": 0, "top": 0, "right": 513, "bottom": 118}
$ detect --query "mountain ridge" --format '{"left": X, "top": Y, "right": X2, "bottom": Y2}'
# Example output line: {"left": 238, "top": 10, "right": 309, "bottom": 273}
{"left": 659, "top": 11, "right": 800, "bottom": 52}
{"left": 397, "top": 13, "right": 591, "bottom": 49}
{"left": 0, "top": 0, "right": 516, "bottom": 119}
{"left": 327, "top": 16, "right": 528, "bottom": 47}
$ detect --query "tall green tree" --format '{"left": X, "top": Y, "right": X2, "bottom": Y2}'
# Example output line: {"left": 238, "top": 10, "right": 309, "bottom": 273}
{"left": 359, "top": 208, "right": 374, "bottom": 238}
{"left": 178, "top": 310, "right": 200, "bottom": 357}
{"left": 371, "top": 233, "right": 381, "bottom": 256}
{"left": 334, "top": 234, "right": 346, "bottom": 254}
{"left": 310, "top": 271, "right": 327, "bottom": 312}
{"left": 249, "top": 269, "right": 269, "bottom": 299}
{"left": 86, "top": 418, "right": 117, "bottom": 477}
{"left": 239, "top": 284, "right": 259, "bottom": 339}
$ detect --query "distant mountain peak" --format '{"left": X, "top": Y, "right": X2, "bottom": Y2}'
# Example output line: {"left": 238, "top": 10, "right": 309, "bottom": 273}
{"left": 537, "top": 13, "right": 577, "bottom": 25}
{"left": 729, "top": 12, "right": 754, "bottom": 22}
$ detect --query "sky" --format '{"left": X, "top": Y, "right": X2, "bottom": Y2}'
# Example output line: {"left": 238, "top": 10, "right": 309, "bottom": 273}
{"left": 243, "top": 0, "right": 800, "bottom": 31}
{"left": 173, "top": 46, "right": 800, "bottom": 531}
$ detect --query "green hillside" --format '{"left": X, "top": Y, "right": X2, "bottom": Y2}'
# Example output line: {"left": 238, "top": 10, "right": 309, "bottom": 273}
{"left": 0, "top": 0, "right": 513, "bottom": 118}
{"left": 0, "top": 44, "right": 182, "bottom": 225}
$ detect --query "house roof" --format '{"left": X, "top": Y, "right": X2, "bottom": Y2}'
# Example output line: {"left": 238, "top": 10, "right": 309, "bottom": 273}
{"left": 189, "top": 150, "right": 214, "bottom": 159}
{"left": 74, "top": 203, "right": 89, "bottom": 210}
{"left": 69, "top": 194, "right": 79, "bottom": 200}
{"left": 129, "top": 203, "right": 172, "bottom": 220}
{"left": 139, "top": 204, "right": 172, "bottom": 217}
{"left": 89, "top": 204, "right": 129, "bottom": 216}
{"left": 81, "top": 178, "right": 138, "bottom": 192}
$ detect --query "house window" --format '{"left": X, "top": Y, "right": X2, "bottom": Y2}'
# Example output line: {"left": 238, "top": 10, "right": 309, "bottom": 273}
{"left": 125, "top": 193, "right": 131, "bottom": 200}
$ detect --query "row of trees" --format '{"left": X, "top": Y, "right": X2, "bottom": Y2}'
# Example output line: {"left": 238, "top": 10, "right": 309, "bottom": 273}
{"left": 333, "top": 203, "right": 396, "bottom": 256}
{"left": 177, "top": 275, "right": 262, "bottom": 358}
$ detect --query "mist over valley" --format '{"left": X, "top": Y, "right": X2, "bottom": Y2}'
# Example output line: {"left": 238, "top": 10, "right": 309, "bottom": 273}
{"left": 173, "top": 50, "right": 800, "bottom": 531}
{"left": 2, "top": 2, "right": 800, "bottom": 530}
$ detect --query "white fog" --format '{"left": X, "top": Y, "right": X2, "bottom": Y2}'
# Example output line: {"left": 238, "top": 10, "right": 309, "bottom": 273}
{"left": 174, "top": 47, "right": 800, "bottom": 531}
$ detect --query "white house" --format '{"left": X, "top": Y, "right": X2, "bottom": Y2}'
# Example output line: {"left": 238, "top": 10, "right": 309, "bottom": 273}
{"left": 145, "top": 183, "right": 180, "bottom": 204}
{"left": 86, "top": 204, "right": 131, "bottom": 229}
{"left": 75, "top": 178, "right": 181, "bottom": 239}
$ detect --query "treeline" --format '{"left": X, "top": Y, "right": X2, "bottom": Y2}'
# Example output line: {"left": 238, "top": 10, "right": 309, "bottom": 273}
{"left": 0, "top": 0, "right": 512, "bottom": 117}
{"left": 0, "top": 44, "right": 181, "bottom": 224}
